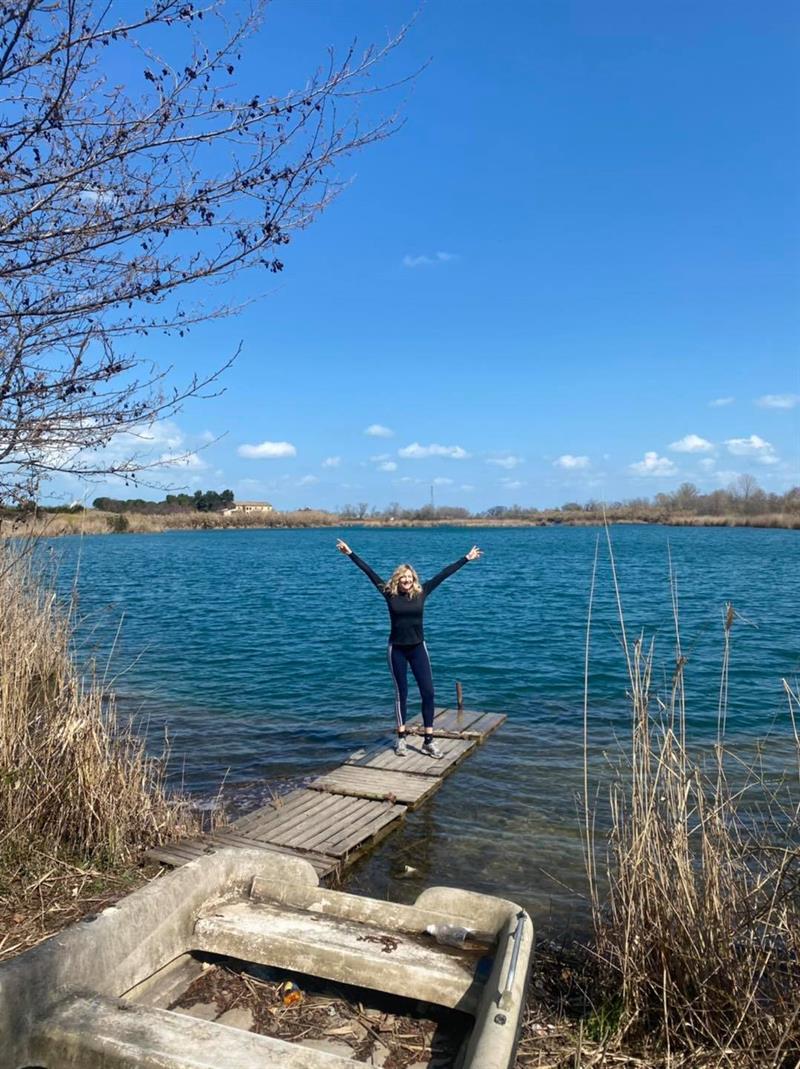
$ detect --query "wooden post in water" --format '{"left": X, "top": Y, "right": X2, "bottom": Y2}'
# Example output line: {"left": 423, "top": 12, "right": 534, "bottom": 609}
{"left": 455, "top": 680, "right": 463, "bottom": 715}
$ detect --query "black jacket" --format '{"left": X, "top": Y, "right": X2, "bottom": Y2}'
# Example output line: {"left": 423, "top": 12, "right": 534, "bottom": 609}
{"left": 348, "top": 552, "right": 468, "bottom": 645}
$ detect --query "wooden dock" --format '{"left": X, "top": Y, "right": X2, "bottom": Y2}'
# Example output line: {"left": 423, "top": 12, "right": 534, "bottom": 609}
{"left": 147, "top": 706, "right": 505, "bottom": 879}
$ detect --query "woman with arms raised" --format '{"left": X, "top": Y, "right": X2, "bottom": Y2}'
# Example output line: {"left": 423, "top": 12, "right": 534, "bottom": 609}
{"left": 336, "top": 539, "right": 482, "bottom": 758}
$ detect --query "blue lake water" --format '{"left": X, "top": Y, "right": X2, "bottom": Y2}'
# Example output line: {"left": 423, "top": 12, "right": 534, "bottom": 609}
{"left": 49, "top": 525, "right": 799, "bottom": 931}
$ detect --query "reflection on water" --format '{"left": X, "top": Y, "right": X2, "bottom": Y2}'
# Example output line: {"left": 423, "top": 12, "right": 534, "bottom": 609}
{"left": 48, "top": 524, "right": 799, "bottom": 932}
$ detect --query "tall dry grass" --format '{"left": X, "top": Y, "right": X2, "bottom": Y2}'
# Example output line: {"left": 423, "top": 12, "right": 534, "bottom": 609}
{"left": 584, "top": 533, "right": 800, "bottom": 1065}
{"left": 0, "top": 542, "right": 198, "bottom": 868}
{"left": 7, "top": 508, "right": 340, "bottom": 537}
{"left": 5, "top": 507, "right": 798, "bottom": 538}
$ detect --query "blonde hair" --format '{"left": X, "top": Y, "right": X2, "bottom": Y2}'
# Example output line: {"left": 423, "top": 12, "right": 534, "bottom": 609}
{"left": 385, "top": 563, "right": 422, "bottom": 598}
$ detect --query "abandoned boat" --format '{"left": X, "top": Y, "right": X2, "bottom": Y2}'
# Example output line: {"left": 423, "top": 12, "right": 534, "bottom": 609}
{"left": 0, "top": 847, "right": 533, "bottom": 1068}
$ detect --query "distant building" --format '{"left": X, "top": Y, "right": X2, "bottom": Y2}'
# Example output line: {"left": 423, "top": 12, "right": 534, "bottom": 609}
{"left": 221, "top": 501, "right": 274, "bottom": 516}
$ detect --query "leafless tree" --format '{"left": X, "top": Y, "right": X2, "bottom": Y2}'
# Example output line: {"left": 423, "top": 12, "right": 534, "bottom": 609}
{"left": 0, "top": 0, "right": 405, "bottom": 504}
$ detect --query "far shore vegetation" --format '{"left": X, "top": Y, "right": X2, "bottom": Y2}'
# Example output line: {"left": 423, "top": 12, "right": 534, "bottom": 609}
{"left": 3, "top": 474, "right": 799, "bottom": 535}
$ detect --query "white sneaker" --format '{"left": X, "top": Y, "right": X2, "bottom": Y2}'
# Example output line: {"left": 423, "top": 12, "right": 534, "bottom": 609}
{"left": 422, "top": 738, "right": 444, "bottom": 759}
{"left": 394, "top": 736, "right": 408, "bottom": 757}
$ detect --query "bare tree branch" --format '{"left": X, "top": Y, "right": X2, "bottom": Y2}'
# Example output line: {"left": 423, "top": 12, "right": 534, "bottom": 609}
{"left": 0, "top": 0, "right": 406, "bottom": 503}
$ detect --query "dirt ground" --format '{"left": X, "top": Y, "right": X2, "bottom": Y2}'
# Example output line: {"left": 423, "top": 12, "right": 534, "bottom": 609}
{"left": 169, "top": 955, "right": 468, "bottom": 1068}
{"left": 0, "top": 854, "right": 163, "bottom": 963}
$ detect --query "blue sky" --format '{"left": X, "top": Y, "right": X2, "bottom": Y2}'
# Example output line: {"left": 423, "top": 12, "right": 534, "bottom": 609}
{"left": 52, "top": 0, "right": 798, "bottom": 510}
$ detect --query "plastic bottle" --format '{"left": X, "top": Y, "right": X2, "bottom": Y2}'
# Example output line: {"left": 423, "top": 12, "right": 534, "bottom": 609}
{"left": 425, "top": 923, "right": 496, "bottom": 948}
{"left": 425, "top": 923, "right": 472, "bottom": 947}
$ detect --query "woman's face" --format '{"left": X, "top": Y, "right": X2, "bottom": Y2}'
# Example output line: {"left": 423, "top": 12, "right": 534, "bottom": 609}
{"left": 398, "top": 570, "right": 414, "bottom": 594}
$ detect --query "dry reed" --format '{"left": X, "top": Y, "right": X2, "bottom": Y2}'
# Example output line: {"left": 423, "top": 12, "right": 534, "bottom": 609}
{"left": 0, "top": 541, "right": 198, "bottom": 868}
{"left": 5, "top": 508, "right": 342, "bottom": 537}
{"left": 585, "top": 532, "right": 800, "bottom": 1065}
{"left": 6, "top": 508, "right": 799, "bottom": 538}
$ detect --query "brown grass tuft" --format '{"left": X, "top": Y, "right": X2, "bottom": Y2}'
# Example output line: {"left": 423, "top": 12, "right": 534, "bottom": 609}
{"left": 583, "top": 532, "right": 800, "bottom": 1065}
{"left": 0, "top": 542, "right": 199, "bottom": 869}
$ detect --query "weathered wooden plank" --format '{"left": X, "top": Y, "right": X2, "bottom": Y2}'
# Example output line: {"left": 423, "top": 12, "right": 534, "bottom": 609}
{"left": 298, "top": 795, "right": 374, "bottom": 837}
{"left": 146, "top": 836, "right": 338, "bottom": 877}
{"left": 233, "top": 788, "right": 322, "bottom": 833}
{"left": 306, "top": 800, "right": 401, "bottom": 852}
{"left": 457, "top": 711, "right": 507, "bottom": 739}
{"left": 403, "top": 706, "right": 487, "bottom": 736}
{"left": 236, "top": 796, "right": 393, "bottom": 860}
{"left": 309, "top": 766, "right": 439, "bottom": 808}
{"left": 259, "top": 794, "right": 347, "bottom": 841}
{"left": 432, "top": 708, "right": 485, "bottom": 733}
{"left": 237, "top": 791, "right": 344, "bottom": 842}
{"left": 319, "top": 806, "right": 406, "bottom": 855}
{"left": 264, "top": 795, "right": 374, "bottom": 850}
{"left": 346, "top": 736, "right": 475, "bottom": 777}
{"left": 145, "top": 843, "right": 208, "bottom": 867}
{"left": 336, "top": 806, "right": 412, "bottom": 867}
{"left": 303, "top": 801, "right": 406, "bottom": 856}
{"left": 407, "top": 709, "right": 506, "bottom": 739}
{"left": 347, "top": 731, "right": 464, "bottom": 766}
{"left": 204, "top": 833, "right": 336, "bottom": 877}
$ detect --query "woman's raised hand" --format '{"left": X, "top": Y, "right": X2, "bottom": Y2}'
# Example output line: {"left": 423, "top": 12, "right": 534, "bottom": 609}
{"left": 336, "top": 538, "right": 353, "bottom": 555}
{"left": 466, "top": 545, "right": 482, "bottom": 561}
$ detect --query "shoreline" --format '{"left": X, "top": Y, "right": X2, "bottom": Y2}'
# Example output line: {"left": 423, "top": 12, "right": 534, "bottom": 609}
{"left": 4, "top": 510, "right": 799, "bottom": 537}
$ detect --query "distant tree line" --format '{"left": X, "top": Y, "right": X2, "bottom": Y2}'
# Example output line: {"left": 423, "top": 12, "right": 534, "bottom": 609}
{"left": 339, "top": 477, "right": 800, "bottom": 522}
{"left": 6, "top": 474, "right": 798, "bottom": 524}
{"left": 92, "top": 490, "right": 234, "bottom": 515}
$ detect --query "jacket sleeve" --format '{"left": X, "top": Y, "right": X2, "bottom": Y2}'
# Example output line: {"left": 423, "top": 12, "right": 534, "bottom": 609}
{"left": 348, "top": 552, "right": 386, "bottom": 592}
{"left": 422, "top": 556, "right": 468, "bottom": 596}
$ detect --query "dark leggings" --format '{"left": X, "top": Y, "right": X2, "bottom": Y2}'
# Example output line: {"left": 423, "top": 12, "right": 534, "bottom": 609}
{"left": 387, "top": 641, "right": 435, "bottom": 731}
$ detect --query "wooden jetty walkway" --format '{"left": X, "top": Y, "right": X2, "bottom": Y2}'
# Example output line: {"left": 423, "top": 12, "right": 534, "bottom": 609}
{"left": 147, "top": 705, "right": 505, "bottom": 880}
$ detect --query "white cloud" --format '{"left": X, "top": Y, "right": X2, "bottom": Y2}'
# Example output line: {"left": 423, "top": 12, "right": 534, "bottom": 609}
{"left": 398, "top": 442, "right": 470, "bottom": 460}
{"left": 365, "top": 424, "right": 394, "bottom": 438}
{"left": 756, "top": 394, "right": 800, "bottom": 410}
{"left": 554, "top": 454, "right": 590, "bottom": 470}
{"left": 378, "top": 461, "right": 397, "bottom": 472}
{"left": 132, "top": 419, "right": 185, "bottom": 451}
{"left": 629, "top": 451, "right": 677, "bottom": 476}
{"left": 297, "top": 474, "right": 318, "bottom": 486}
{"left": 402, "top": 251, "right": 458, "bottom": 268}
{"left": 460, "top": 484, "right": 475, "bottom": 492}
{"left": 238, "top": 440, "right": 296, "bottom": 459}
{"left": 669, "top": 434, "right": 714, "bottom": 453}
{"left": 500, "top": 478, "right": 525, "bottom": 490}
{"left": 709, "top": 397, "right": 734, "bottom": 407}
{"left": 433, "top": 477, "right": 454, "bottom": 486}
{"left": 724, "top": 434, "right": 778, "bottom": 464}
{"left": 321, "top": 456, "right": 341, "bottom": 469}
{"left": 78, "top": 187, "right": 115, "bottom": 207}
{"left": 57, "top": 418, "right": 208, "bottom": 477}
{"left": 699, "top": 458, "right": 716, "bottom": 471}
{"left": 487, "top": 455, "right": 524, "bottom": 469}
